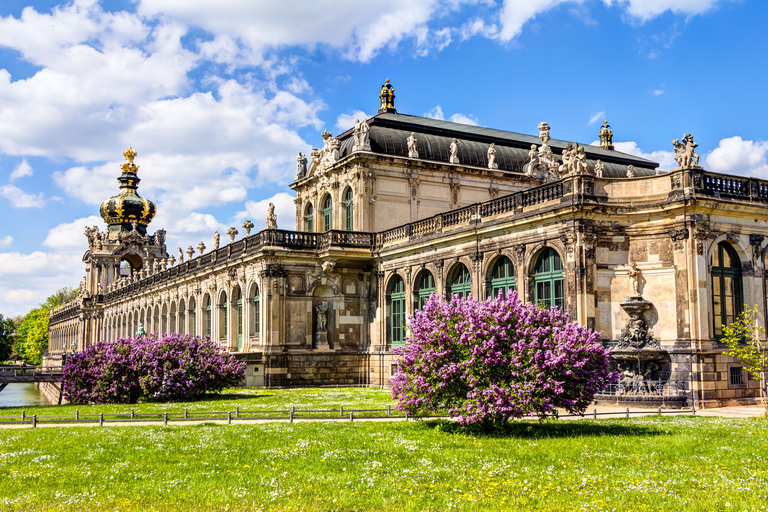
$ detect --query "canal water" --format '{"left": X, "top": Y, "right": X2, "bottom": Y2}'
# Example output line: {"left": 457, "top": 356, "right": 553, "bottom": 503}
{"left": 0, "top": 383, "right": 48, "bottom": 407}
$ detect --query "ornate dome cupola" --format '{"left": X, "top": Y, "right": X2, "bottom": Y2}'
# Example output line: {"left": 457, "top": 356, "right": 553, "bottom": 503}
{"left": 99, "top": 147, "right": 157, "bottom": 235}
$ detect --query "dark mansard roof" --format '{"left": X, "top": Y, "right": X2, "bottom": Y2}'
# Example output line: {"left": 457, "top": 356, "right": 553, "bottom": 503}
{"left": 335, "top": 112, "right": 659, "bottom": 178}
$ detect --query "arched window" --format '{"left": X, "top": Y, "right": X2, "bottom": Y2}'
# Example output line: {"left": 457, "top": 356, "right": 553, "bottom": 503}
{"left": 414, "top": 270, "right": 435, "bottom": 310}
{"left": 305, "top": 203, "right": 314, "bottom": 232}
{"left": 534, "top": 248, "right": 564, "bottom": 310}
{"left": 161, "top": 304, "right": 168, "bottom": 333}
{"left": 204, "top": 294, "right": 212, "bottom": 337}
{"left": 387, "top": 275, "right": 406, "bottom": 347}
{"left": 322, "top": 195, "right": 333, "bottom": 231}
{"left": 170, "top": 302, "right": 177, "bottom": 333}
{"left": 179, "top": 299, "right": 186, "bottom": 334}
{"left": 153, "top": 306, "right": 159, "bottom": 334}
{"left": 189, "top": 297, "right": 197, "bottom": 337}
{"left": 490, "top": 256, "right": 516, "bottom": 298}
{"left": 234, "top": 287, "right": 243, "bottom": 351}
{"left": 712, "top": 242, "right": 743, "bottom": 337}
{"left": 343, "top": 187, "right": 354, "bottom": 231}
{"left": 447, "top": 263, "right": 471, "bottom": 299}
{"left": 219, "top": 292, "right": 228, "bottom": 344}
{"left": 249, "top": 284, "right": 260, "bottom": 338}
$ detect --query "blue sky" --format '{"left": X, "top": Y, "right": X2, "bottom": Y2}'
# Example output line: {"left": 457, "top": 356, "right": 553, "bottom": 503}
{"left": 0, "top": 0, "right": 766, "bottom": 316}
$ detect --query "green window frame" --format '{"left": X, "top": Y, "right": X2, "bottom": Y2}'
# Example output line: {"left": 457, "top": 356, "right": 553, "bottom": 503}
{"left": 235, "top": 290, "right": 243, "bottom": 351}
{"left": 343, "top": 187, "right": 354, "bottom": 231}
{"left": 252, "top": 287, "right": 260, "bottom": 335}
{"left": 179, "top": 301, "right": 186, "bottom": 334}
{"left": 490, "top": 256, "right": 516, "bottom": 298}
{"left": 534, "top": 248, "right": 564, "bottom": 310}
{"left": 190, "top": 299, "right": 197, "bottom": 337}
{"left": 220, "top": 294, "right": 228, "bottom": 341}
{"left": 447, "top": 264, "right": 471, "bottom": 299}
{"left": 388, "top": 275, "right": 406, "bottom": 347}
{"left": 204, "top": 296, "right": 212, "bottom": 337}
{"left": 712, "top": 242, "right": 743, "bottom": 338}
{"left": 415, "top": 271, "right": 435, "bottom": 309}
{"left": 305, "top": 203, "right": 314, "bottom": 232}
{"left": 322, "top": 195, "right": 332, "bottom": 231}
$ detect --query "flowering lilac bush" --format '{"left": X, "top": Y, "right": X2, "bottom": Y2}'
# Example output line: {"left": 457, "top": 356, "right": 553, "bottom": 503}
{"left": 391, "top": 291, "right": 616, "bottom": 428}
{"left": 63, "top": 334, "right": 246, "bottom": 404}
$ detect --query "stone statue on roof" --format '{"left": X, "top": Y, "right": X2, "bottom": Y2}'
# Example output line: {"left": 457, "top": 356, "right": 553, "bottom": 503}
{"left": 538, "top": 122, "right": 551, "bottom": 145}
{"left": 595, "top": 160, "right": 605, "bottom": 178}
{"left": 487, "top": 143, "right": 498, "bottom": 169}
{"left": 449, "top": 138, "right": 460, "bottom": 164}
{"left": 266, "top": 203, "right": 277, "bottom": 229}
{"left": 213, "top": 231, "right": 220, "bottom": 250}
{"left": 673, "top": 134, "right": 701, "bottom": 169}
{"left": 407, "top": 132, "right": 418, "bottom": 158}
{"left": 360, "top": 120, "right": 370, "bottom": 150}
{"left": 296, "top": 152, "right": 307, "bottom": 179}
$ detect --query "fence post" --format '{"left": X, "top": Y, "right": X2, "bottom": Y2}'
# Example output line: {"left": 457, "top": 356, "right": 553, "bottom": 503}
{"left": 75, "top": 410, "right": 79, "bottom": 421}
{"left": 99, "top": 413, "right": 104, "bottom": 427}
{"left": 32, "top": 414, "right": 37, "bottom": 428}
{"left": 658, "top": 407, "right": 662, "bottom": 415}
{"left": 350, "top": 412, "right": 354, "bottom": 422}
{"left": 340, "top": 405, "right": 344, "bottom": 417}
{"left": 291, "top": 406, "right": 295, "bottom": 417}
{"left": 290, "top": 410, "right": 294, "bottom": 424}
{"left": 691, "top": 405, "right": 696, "bottom": 416}
{"left": 405, "top": 412, "right": 409, "bottom": 421}
{"left": 593, "top": 408, "right": 597, "bottom": 420}
{"left": 626, "top": 407, "right": 629, "bottom": 418}
{"left": 236, "top": 406, "right": 240, "bottom": 419}
{"left": 227, "top": 411, "right": 232, "bottom": 425}
{"left": 164, "top": 413, "right": 168, "bottom": 426}
{"left": 184, "top": 407, "right": 188, "bottom": 419}
{"left": 387, "top": 405, "right": 391, "bottom": 416}
{"left": 21, "top": 410, "right": 25, "bottom": 422}
{"left": 131, "top": 408, "right": 134, "bottom": 420}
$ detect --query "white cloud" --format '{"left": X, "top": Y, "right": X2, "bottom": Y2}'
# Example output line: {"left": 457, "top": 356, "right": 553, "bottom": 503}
{"left": 336, "top": 110, "right": 370, "bottom": 133}
{"left": 588, "top": 111, "right": 606, "bottom": 126}
{"left": 0, "top": 236, "right": 12, "bottom": 248}
{"left": 653, "top": 89, "right": 664, "bottom": 96}
{"left": 498, "top": 0, "right": 579, "bottom": 42}
{"left": 171, "top": 212, "right": 227, "bottom": 235}
{"left": 9, "top": 159, "right": 32, "bottom": 181}
{"left": 235, "top": 192, "right": 297, "bottom": 231}
{"left": 42, "top": 215, "right": 102, "bottom": 249}
{"left": 449, "top": 113, "right": 479, "bottom": 126}
{"left": 0, "top": 184, "right": 45, "bottom": 207}
{"left": 704, "top": 136, "right": 768, "bottom": 177}
{"left": 602, "top": 0, "right": 733, "bottom": 22}
{"left": 424, "top": 105, "right": 445, "bottom": 120}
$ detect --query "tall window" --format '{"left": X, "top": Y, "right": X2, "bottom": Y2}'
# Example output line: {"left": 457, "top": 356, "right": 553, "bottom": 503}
{"left": 447, "top": 263, "right": 471, "bottom": 298}
{"left": 204, "top": 294, "right": 212, "bottom": 337}
{"left": 234, "top": 288, "right": 243, "bottom": 351}
{"left": 534, "top": 248, "right": 564, "bottom": 310}
{"left": 189, "top": 297, "right": 197, "bottom": 336}
{"left": 490, "top": 256, "right": 516, "bottom": 298}
{"left": 251, "top": 285, "right": 260, "bottom": 337}
{"left": 322, "top": 195, "right": 333, "bottom": 231}
{"left": 219, "top": 292, "right": 228, "bottom": 343}
{"left": 179, "top": 299, "right": 186, "bottom": 334}
{"left": 170, "top": 302, "right": 177, "bottom": 333}
{"left": 712, "top": 242, "right": 742, "bottom": 337}
{"left": 161, "top": 305, "right": 168, "bottom": 333}
{"left": 305, "top": 203, "right": 314, "bottom": 232}
{"left": 388, "top": 275, "right": 406, "bottom": 347}
{"left": 414, "top": 270, "right": 435, "bottom": 309}
{"left": 343, "top": 187, "right": 354, "bottom": 231}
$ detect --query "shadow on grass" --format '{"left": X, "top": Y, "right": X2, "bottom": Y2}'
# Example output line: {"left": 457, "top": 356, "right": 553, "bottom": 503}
{"left": 415, "top": 418, "right": 667, "bottom": 439}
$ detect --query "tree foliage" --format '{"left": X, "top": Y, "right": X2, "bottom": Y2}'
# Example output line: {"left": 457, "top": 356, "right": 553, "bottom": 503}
{"left": 721, "top": 306, "right": 768, "bottom": 415}
{"left": 42, "top": 287, "right": 78, "bottom": 310}
{"left": 62, "top": 333, "right": 246, "bottom": 404}
{"left": 391, "top": 292, "right": 616, "bottom": 429}
{"left": 14, "top": 308, "right": 49, "bottom": 365}
{"left": 0, "top": 314, "right": 15, "bottom": 362}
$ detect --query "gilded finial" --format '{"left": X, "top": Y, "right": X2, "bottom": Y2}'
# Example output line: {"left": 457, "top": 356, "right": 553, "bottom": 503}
{"left": 599, "top": 120, "right": 614, "bottom": 150}
{"left": 121, "top": 146, "right": 139, "bottom": 173}
{"left": 378, "top": 78, "right": 396, "bottom": 114}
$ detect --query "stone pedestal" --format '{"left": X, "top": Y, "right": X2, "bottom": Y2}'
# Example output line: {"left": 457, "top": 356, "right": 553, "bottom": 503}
{"left": 314, "top": 331, "right": 331, "bottom": 351}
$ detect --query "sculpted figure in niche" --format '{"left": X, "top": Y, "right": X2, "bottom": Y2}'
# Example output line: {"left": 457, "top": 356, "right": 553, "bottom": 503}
{"left": 407, "top": 132, "right": 418, "bottom": 158}
{"left": 266, "top": 202, "right": 278, "bottom": 229}
{"left": 628, "top": 262, "right": 641, "bottom": 296}
{"left": 487, "top": 143, "right": 498, "bottom": 169}
{"left": 449, "top": 138, "right": 460, "bottom": 164}
{"left": 316, "top": 301, "right": 328, "bottom": 332}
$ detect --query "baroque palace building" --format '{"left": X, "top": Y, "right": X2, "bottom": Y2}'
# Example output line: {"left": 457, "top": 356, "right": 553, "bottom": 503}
{"left": 48, "top": 80, "right": 767, "bottom": 407}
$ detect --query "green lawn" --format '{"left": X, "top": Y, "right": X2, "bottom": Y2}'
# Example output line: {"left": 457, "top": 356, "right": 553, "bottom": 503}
{"left": 0, "top": 387, "right": 397, "bottom": 421}
{"left": 1, "top": 410, "right": 767, "bottom": 511}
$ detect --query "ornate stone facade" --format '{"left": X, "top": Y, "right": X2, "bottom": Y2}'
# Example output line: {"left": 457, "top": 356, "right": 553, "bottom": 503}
{"left": 48, "top": 83, "right": 768, "bottom": 407}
